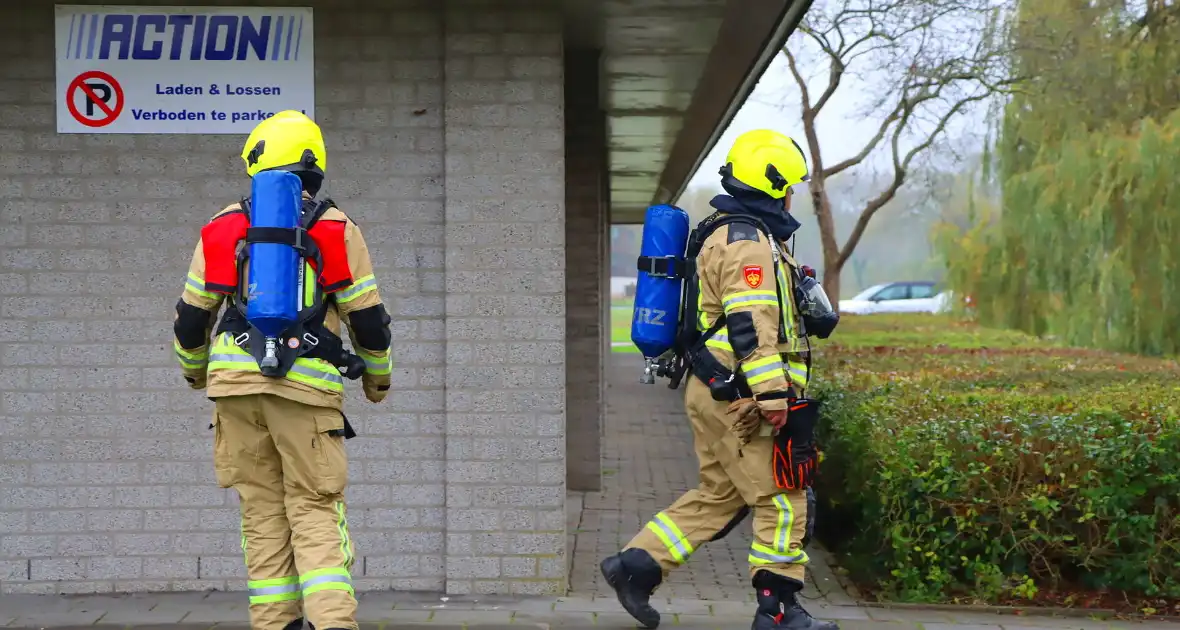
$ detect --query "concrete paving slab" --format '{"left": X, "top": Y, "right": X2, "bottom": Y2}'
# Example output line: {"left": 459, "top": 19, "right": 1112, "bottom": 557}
{"left": 511, "top": 612, "right": 597, "bottom": 627}
{"left": 95, "top": 608, "right": 193, "bottom": 624}
{"left": 8, "top": 612, "right": 106, "bottom": 627}
{"left": 176, "top": 605, "right": 249, "bottom": 624}
{"left": 426, "top": 609, "right": 516, "bottom": 624}
{"left": 830, "top": 622, "right": 919, "bottom": 630}
{"left": 868, "top": 608, "right": 959, "bottom": 622}
{"left": 662, "top": 599, "right": 713, "bottom": 615}
{"left": 813, "top": 605, "right": 875, "bottom": 621}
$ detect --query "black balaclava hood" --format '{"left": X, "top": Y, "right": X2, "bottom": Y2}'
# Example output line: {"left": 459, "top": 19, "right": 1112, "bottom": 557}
{"left": 297, "top": 171, "right": 323, "bottom": 198}
{"left": 709, "top": 181, "right": 802, "bottom": 242}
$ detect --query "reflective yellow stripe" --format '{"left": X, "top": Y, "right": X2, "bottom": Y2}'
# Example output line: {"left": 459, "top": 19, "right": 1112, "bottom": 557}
{"left": 300, "top": 567, "right": 353, "bottom": 598}
{"left": 644, "top": 512, "right": 694, "bottom": 564}
{"left": 750, "top": 494, "right": 808, "bottom": 566}
{"left": 302, "top": 262, "right": 316, "bottom": 309}
{"left": 741, "top": 355, "right": 785, "bottom": 386}
{"left": 722, "top": 290, "right": 778, "bottom": 314}
{"left": 356, "top": 348, "right": 392, "bottom": 376}
{"left": 336, "top": 274, "right": 377, "bottom": 304}
{"left": 248, "top": 576, "right": 300, "bottom": 604}
{"left": 775, "top": 261, "right": 803, "bottom": 349}
{"left": 173, "top": 340, "right": 207, "bottom": 368}
{"left": 749, "top": 541, "right": 809, "bottom": 566}
{"left": 697, "top": 279, "right": 709, "bottom": 330}
{"left": 208, "top": 333, "right": 345, "bottom": 393}
{"left": 185, "top": 272, "right": 218, "bottom": 300}
{"left": 772, "top": 494, "right": 793, "bottom": 553}
{"left": 335, "top": 501, "right": 355, "bottom": 572}
{"left": 704, "top": 333, "right": 732, "bottom": 352}
{"left": 786, "top": 358, "right": 809, "bottom": 389}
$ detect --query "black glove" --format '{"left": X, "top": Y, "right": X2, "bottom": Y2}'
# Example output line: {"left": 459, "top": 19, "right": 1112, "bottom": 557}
{"left": 772, "top": 398, "right": 821, "bottom": 490}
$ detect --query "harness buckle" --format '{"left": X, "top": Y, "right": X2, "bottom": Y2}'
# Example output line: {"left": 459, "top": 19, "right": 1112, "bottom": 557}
{"left": 233, "top": 333, "right": 249, "bottom": 347}
{"left": 302, "top": 332, "right": 320, "bottom": 347}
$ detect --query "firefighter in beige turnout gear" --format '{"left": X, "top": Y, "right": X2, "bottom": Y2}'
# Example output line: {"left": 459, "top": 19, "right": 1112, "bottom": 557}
{"left": 173, "top": 111, "right": 392, "bottom": 630}
{"left": 601, "top": 129, "right": 839, "bottom": 630}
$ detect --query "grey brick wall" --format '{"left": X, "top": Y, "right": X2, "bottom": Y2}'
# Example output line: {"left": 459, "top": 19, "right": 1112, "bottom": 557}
{"left": 441, "top": 0, "right": 566, "bottom": 596}
{"left": 0, "top": 0, "right": 566, "bottom": 596}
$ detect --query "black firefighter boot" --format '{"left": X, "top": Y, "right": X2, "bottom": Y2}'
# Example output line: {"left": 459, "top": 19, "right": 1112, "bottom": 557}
{"left": 600, "top": 547, "right": 664, "bottom": 628}
{"left": 752, "top": 571, "right": 839, "bottom": 630}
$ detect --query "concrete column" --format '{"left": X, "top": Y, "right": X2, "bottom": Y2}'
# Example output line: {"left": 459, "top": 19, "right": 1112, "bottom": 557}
{"left": 442, "top": 0, "right": 568, "bottom": 596}
{"left": 563, "top": 49, "right": 606, "bottom": 493}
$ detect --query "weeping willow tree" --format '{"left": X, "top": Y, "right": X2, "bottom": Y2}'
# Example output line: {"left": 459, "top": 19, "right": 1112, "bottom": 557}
{"left": 940, "top": 0, "right": 1180, "bottom": 355}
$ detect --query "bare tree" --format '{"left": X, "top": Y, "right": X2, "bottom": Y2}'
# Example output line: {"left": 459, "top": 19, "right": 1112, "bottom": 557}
{"left": 783, "top": 0, "right": 1018, "bottom": 302}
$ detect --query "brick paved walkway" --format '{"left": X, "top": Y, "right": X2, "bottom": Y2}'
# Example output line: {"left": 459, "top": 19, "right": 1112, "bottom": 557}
{"left": 568, "top": 354, "right": 855, "bottom": 608}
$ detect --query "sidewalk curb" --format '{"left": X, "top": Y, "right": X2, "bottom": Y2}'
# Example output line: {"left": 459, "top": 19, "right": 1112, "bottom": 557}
{"left": 855, "top": 600, "right": 1180, "bottom": 623}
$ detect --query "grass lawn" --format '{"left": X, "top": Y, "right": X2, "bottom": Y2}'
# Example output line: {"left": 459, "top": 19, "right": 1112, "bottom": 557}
{"left": 610, "top": 297, "right": 637, "bottom": 353}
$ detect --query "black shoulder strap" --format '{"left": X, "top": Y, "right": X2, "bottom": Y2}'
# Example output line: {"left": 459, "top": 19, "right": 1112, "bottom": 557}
{"left": 301, "top": 197, "right": 335, "bottom": 230}
{"left": 674, "top": 212, "right": 785, "bottom": 356}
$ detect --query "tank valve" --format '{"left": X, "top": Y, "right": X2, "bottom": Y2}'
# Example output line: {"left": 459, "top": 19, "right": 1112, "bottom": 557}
{"left": 261, "top": 336, "right": 280, "bottom": 369}
{"left": 640, "top": 358, "right": 656, "bottom": 384}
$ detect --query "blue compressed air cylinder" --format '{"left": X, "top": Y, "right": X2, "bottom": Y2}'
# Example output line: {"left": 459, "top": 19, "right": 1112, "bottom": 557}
{"left": 631, "top": 204, "right": 690, "bottom": 358}
{"left": 245, "top": 170, "right": 303, "bottom": 338}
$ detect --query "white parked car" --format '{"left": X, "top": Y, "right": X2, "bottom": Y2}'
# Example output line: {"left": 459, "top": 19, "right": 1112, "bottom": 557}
{"left": 838, "top": 281, "right": 950, "bottom": 315}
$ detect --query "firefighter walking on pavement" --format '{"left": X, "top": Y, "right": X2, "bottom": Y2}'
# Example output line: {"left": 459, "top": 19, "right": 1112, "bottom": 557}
{"left": 602, "top": 129, "right": 840, "bottom": 630}
{"left": 172, "top": 111, "right": 393, "bottom": 630}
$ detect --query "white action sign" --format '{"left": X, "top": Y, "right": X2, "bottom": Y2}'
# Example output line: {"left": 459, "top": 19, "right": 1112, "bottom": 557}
{"left": 54, "top": 5, "right": 315, "bottom": 134}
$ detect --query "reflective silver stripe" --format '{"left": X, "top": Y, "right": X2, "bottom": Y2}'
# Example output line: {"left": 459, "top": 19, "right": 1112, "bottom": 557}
{"left": 176, "top": 355, "right": 204, "bottom": 368}
{"left": 708, "top": 333, "right": 729, "bottom": 343}
{"left": 208, "top": 353, "right": 343, "bottom": 386}
{"left": 742, "top": 362, "right": 784, "bottom": 378}
{"left": 186, "top": 276, "right": 206, "bottom": 293}
{"left": 722, "top": 293, "right": 777, "bottom": 309}
{"left": 209, "top": 353, "right": 255, "bottom": 365}
{"left": 649, "top": 515, "right": 692, "bottom": 561}
{"left": 337, "top": 277, "right": 376, "bottom": 301}
{"left": 291, "top": 362, "right": 344, "bottom": 386}
{"left": 750, "top": 548, "right": 807, "bottom": 564}
{"left": 359, "top": 353, "right": 387, "bottom": 371}
{"left": 249, "top": 583, "right": 299, "bottom": 597}
{"left": 301, "top": 573, "right": 352, "bottom": 588}
{"left": 774, "top": 495, "right": 791, "bottom": 552}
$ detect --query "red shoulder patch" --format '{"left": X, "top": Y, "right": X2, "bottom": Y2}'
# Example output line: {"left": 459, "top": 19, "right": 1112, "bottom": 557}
{"left": 743, "top": 265, "right": 763, "bottom": 288}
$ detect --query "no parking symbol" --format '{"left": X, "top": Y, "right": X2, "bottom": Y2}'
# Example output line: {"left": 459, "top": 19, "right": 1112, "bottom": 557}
{"left": 65, "top": 70, "right": 124, "bottom": 128}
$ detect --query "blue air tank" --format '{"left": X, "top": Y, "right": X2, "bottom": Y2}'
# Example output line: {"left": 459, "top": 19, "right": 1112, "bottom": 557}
{"left": 631, "top": 204, "right": 690, "bottom": 358}
{"left": 245, "top": 170, "right": 303, "bottom": 338}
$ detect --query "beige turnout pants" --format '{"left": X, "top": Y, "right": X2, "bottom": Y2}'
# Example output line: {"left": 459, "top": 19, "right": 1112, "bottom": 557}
{"left": 212, "top": 393, "right": 357, "bottom": 630}
{"left": 624, "top": 377, "right": 810, "bottom": 584}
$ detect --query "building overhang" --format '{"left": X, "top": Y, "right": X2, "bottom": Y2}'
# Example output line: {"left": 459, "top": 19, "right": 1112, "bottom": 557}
{"left": 564, "top": 0, "right": 812, "bottom": 224}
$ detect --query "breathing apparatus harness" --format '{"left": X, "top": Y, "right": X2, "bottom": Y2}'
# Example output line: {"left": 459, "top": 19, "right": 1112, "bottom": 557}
{"left": 644, "top": 211, "right": 838, "bottom": 402}
{"left": 213, "top": 196, "right": 366, "bottom": 383}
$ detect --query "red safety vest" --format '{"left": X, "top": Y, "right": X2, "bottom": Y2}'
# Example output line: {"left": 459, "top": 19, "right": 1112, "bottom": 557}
{"left": 200, "top": 204, "right": 353, "bottom": 296}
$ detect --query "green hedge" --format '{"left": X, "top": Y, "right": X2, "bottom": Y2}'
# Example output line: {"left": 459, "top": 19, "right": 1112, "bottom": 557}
{"left": 811, "top": 314, "right": 1180, "bottom": 605}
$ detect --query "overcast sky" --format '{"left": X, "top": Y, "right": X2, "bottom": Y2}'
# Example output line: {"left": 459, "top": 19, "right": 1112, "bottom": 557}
{"left": 686, "top": 47, "right": 990, "bottom": 196}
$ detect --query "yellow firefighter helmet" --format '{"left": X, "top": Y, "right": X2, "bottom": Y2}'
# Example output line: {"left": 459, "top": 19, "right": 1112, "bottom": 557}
{"left": 240, "top": 110, "right": 327, "bottom": 179}
{"left": 721, "top": 129, "right": 810, "bottom": 199}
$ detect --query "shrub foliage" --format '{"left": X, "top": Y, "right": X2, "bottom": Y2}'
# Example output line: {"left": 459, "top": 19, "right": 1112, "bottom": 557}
{"left": 812, "top": 314, "right": 1180, "bottom": 603}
